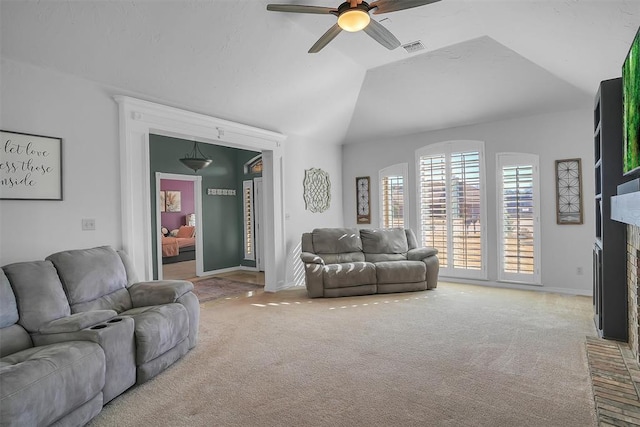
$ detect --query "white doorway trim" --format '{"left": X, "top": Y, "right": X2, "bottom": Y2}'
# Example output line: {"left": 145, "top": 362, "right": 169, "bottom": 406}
{"left": 155, "top": 173, "right": 203, "bottom": 280}
{"left": 115, "top": 96, "right": 287, "bottom": 292}
{"left": 254, "top": 177, "right": 265, "bottom": 272}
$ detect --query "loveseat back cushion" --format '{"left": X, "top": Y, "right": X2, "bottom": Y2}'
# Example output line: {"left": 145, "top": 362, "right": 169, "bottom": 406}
{"left": 2, "top": 261, "right": 71, "bottom": 333}
{"left": 312, "top": 228, "right": 363, "bottom": 254}
{"left": 360, "top": 228, "right": 409, "bottom": 254}
{"left": 47, "top": 246, "right": 133, "bottom": 313}
{"left": 405, "top": 229, "right": 419, "bottom": 250}
{"left": 117, "top": 250, "right": 139, "bottom": 286}
{"left": 0, "top": 269, "right": 18, "bottom": 328}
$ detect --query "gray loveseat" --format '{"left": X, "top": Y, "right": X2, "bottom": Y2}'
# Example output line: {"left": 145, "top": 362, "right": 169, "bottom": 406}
{"left": 0, "top": 246, "right": 199, "bottom": 426}
{"left": 301, "top": 228, "right": 439, "bottom": 298}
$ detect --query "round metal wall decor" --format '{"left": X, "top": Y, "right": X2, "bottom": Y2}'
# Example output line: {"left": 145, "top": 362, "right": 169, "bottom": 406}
{"left": 303, "top": 168, "right": 331, "bottom": 213}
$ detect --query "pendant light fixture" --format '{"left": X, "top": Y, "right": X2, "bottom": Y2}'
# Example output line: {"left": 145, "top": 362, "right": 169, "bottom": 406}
{"left": 179, "top": 141, "right": 212, "bottom": 172}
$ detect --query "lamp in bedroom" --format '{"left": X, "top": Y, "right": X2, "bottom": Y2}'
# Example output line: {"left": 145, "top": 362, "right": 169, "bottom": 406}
{"left": 179, "top": 141, "right": 212, "bottom": 172}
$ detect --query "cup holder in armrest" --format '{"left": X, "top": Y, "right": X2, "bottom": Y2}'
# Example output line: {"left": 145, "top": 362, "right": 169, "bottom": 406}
{"left": 107, "top": 318, "right": 123, "bottom": 323}
{"left": 90, "top": 324, "right": 108, "bottom": 330}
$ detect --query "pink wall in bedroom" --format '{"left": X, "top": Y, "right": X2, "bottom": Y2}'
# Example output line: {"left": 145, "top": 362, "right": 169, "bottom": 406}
{"left": 160, "top": 179, "right": 195, "bottom": 231}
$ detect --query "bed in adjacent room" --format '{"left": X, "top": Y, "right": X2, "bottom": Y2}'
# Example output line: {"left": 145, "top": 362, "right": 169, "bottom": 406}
{"left": 162, "top": 225, "right": 196, "bottom": 264}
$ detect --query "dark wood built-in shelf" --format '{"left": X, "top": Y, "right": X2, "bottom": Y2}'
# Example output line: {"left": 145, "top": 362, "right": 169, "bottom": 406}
{"left": 593, "top": 78, "right": 627, "bottom": 341}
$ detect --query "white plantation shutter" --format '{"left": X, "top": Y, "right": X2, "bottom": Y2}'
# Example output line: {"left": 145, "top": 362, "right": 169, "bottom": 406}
{"left": 379, "top": 163, "right": 408, "bottom": 229}
{"left": 417, "top": 141, "right": 486, "bottom": 279}
{"left": 450, "top": 151, "right": 482, "bottom": 270}
{"left": 497, "top": 154, "right": 540, "bottom": 284}
{"left": 418, "top": 154, "right": 448, "bottom": 267}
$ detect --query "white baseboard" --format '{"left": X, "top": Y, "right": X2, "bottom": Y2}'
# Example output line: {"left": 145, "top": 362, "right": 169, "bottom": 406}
{"left": 439, "top": 277, "right": 592, "bottom": 297}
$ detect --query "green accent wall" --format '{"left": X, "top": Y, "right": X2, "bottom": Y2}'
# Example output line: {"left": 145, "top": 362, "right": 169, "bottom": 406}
{"left": 149, "top": 134, "right": 260, "bottom": 278}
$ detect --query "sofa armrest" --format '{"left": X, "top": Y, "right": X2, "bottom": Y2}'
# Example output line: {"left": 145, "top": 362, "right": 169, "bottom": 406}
{"left": 128, "top": 280, "right": 194, "bottom": 307}
{"left": 301, "top": 252, "right": 325, "bottom": 265}
{"left": 38, "top": 310, "right": 117, "bottom": 334}
{"left": 407, "top": 247, "right": 438, "bottom": 261}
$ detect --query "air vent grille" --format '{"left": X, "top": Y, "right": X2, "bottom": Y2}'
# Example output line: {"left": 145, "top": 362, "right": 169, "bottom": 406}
{"left": 402, "top": 41, "right": 425, "bottom": 53}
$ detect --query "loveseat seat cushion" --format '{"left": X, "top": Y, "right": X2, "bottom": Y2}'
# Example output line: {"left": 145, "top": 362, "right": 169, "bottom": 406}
{"left": 3, "top": 261, "right": 72, "bottom": 333}
{"left": 0, "top": 341, "right": 105, "bottom": 426}
{"left": 121, "top": 303, "right": 189, "bottom": 365}
{"left": 47, "top": 246, "right": 133, "bottom": 313}
{"left": 323, "top": 262, "right": 377, "bottom": 289}
{"left": 375, "top": 261, "right": 426, "bottom": 284}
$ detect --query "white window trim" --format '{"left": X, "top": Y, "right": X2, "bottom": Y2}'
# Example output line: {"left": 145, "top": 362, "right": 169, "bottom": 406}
{"left": 378, "top": 163, "right": 408, "bottom": 229}
{"left": 415, "top": 140, "right": 488, "bottom": 280}
{"left": 496, "top": 153, "right": 541, "bottom": 285}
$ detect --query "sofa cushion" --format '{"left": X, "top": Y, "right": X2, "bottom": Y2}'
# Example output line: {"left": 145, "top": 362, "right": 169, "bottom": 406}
{"left": 47, "top": 246, "right": 133, "bottom": 313}
{"left": 121, "top": 303, "right": 189, "bottom": 365}
{"left": 360, "top": 229, "right": 409, "bottom": 254}
{"left": 375, "top": 261, "right": 426, "bottom": 284}
{"left": 0, "top": 269, "right": 18, "bottom": 328}
{"left": 3, "top": 261, "right": 71, "bottom": 333}
{"left": 323, "top": 262, "right": 376, "bottom": 289}
{"left": 312, "top": 228, "right": 362, "bottom": 254}
{"left": 0, "top": 325, "right": 32, "bottom": 358}
{"left": 0, "top": 341, "right": 105, "bottom": 427}
{"left": 319, "top": 252, "right": 366, "bottom": 264}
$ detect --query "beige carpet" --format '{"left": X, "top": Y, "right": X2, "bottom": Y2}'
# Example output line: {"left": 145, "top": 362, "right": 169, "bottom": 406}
{"left": 88, "top": 283, "right": 597, "bottom": 427}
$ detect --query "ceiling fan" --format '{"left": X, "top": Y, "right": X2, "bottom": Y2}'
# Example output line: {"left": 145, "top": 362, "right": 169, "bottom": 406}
{"left": 266, "top": 0, "right": 440, "bottom": 53}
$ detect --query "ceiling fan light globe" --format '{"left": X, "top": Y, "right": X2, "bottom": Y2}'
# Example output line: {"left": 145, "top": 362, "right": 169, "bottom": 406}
{"left": 337, "top": 9, "right": 370, "bottom": 32}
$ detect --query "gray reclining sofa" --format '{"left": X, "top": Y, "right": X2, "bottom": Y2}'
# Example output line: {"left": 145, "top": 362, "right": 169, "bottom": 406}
{"left": 0, "top": 245, "right": 199, "bottom": 426}
{"left": 301, "top": 228, "right": 439, "bottom": 298}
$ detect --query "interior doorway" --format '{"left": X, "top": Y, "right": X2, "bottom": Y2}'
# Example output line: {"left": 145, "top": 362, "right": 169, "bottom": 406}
{"left": 155, "top": 172, "right": 203, "bottom": 281}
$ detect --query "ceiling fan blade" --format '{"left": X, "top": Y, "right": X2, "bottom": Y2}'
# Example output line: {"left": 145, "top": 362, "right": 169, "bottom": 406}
{"left": 369, "top": 0, "right": 441, "bottom": 15}
{"left": 309, "top": 23, "right": 343, "bottom": 53}
{"left": 266, "top": 4, "right": 337, "bottom": 14}
{"left": 363, "top": 19, "right": 401, "bottom": 50}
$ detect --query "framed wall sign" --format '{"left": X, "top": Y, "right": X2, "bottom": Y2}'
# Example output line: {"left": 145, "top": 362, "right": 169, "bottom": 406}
{"left": 555, "top": 158, "right": 583, "bottom": 224}
{"left": 0, "top": 130, "right": 63, "bottom": 200}
{"left": 356, "top": 176, "right": 371, "bottom": 224}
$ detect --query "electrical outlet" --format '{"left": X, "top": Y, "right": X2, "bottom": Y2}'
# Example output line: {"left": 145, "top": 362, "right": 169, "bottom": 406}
{"left": 82, "top": 218, "right": 96, "bottom": 231}
{"left": 576, "top": 267, "right": 583, "bottom": 275}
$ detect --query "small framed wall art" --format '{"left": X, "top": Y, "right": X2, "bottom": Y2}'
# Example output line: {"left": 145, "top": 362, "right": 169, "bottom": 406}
{"left": 0, "top": 130, "right": 63, "bottom": 200}
{"left": 165, "top": 190, "right": 182, "bottom": 212}
{"left": 356, "top": 176, "right": 371, "bottom": 224}
{"left": 555, "top": 158, "right": 583, "bottom": 224}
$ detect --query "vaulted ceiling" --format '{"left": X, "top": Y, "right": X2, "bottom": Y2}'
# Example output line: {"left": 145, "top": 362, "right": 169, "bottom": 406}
{"left": 1, "top": 0, "right": 638, "bottom": 145}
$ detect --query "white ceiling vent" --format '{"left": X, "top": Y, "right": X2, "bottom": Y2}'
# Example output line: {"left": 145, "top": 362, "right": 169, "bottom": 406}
{"left": 402, "top": 41, "right": 425, "bottom": 53}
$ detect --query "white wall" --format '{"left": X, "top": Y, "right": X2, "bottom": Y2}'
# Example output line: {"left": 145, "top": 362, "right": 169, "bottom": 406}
{"left": 0, "top": 58, "right": 122, "bottom": 264}
{"left": 0, "top": 58, "right": 345, "bottom": 285}
{"left": 284, "top": 136, "right": 343, "bottom": 286}
{"left": 342, "top": 109, "right": 595, "bottom": 295}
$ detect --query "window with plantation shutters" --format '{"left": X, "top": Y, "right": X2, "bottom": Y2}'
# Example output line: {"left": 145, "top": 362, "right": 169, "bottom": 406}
{"left": 416, "top": 141, "right": 486, "bottom": 279}
{"left": 379, "top": 163, "right": 408, "bottom": 229}
{"left": 497, "top": 153, "right": 540, "bottom": 284}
